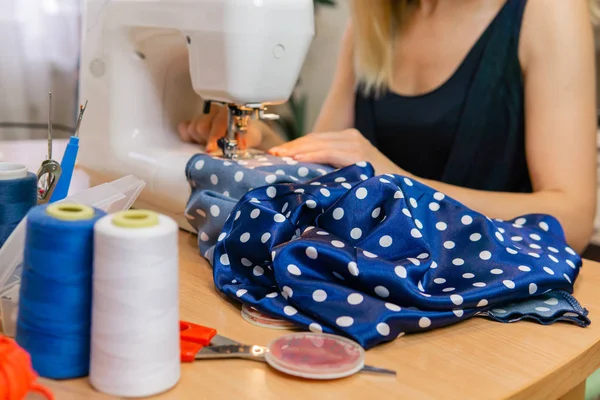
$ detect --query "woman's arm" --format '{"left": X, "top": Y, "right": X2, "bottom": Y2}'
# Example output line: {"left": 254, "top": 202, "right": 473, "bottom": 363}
{"left": 406, "top": 0, "right": 597, "bottom": 252}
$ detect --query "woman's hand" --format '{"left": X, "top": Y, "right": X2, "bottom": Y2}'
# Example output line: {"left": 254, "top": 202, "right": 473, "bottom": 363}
{"left": 178, "top": 103, "right": 263, "bottom": 153}
{"left": 269, "top": 129, "right": 401, "bottom": 174}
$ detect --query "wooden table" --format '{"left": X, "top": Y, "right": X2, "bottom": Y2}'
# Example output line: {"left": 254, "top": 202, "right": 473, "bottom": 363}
{"left": 34, "top": 231, "right": 600, "bottom": 400}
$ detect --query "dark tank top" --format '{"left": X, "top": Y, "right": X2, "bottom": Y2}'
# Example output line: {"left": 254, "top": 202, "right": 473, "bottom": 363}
{"left": 354, "top": 0, "right": 531, "bottom": 193}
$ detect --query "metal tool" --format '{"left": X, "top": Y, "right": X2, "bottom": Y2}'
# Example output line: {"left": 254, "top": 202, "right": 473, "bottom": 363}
{"left": 36, "top": 93, "right": 62, "bottom": 204}
{"left": 179, "top": 320, "right": 396, "bottom": 377}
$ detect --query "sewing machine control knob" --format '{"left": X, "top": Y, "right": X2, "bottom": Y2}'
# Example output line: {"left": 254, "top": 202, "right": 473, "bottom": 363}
{"left": 273, "top": 44, "right": 285, "bottom": 59}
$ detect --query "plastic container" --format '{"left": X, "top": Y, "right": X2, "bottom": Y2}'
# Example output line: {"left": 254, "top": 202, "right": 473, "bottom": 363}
{"left": 241, "top": 304, "right": 295, "bottom": 330}
{"left": 0, "top": 175, "right": 146, "bottom": 328}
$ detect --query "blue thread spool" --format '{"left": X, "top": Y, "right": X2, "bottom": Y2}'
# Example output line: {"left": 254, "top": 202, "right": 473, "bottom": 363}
{"left": 0, "top": 163, "right": 37, "bottom": 248}
{"left": 16, "top": 203, "right": 105, "bottom": 379}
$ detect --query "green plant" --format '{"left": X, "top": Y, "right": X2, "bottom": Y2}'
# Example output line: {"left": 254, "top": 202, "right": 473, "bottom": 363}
{"left": 274, "top": 0, "right": 337, "bottom": 141}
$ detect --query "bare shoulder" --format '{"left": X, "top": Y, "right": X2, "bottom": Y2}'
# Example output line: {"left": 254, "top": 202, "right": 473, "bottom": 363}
{"left": 519, "top": 0, "right": 594, "bottom": 67}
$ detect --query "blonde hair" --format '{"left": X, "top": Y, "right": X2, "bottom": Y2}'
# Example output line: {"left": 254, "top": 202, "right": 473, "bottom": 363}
{"left": 350, "top": 0, "right": 600, "bottom": 96}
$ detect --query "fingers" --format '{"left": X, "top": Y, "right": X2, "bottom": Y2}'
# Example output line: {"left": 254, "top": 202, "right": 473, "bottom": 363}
{"left": 293, "top": 150, "right": 356, "bottom": 168}
{"left": 205, "top": 108, "right": 228, "bottom": 153}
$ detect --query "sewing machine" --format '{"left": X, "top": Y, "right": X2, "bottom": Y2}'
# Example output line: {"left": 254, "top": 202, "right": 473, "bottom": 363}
{"left": 78, "top": 0, "right": 315, "bottom": 228}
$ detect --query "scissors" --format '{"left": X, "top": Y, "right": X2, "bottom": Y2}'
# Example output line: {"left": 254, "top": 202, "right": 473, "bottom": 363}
{"left": 179, "top": 320, "right": 396, "bottom": 377}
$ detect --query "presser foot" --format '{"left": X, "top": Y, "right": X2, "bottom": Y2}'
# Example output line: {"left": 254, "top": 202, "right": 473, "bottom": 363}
{"left": 216, "top": 137, "right": 264, "bottom": 160}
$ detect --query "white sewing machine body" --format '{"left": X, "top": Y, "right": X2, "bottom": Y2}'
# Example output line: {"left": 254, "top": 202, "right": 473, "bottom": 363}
{"left": 78, "top": 0, "right": 314, "bottom": 228}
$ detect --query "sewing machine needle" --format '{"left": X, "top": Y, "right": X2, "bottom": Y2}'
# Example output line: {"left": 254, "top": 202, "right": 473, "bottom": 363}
{"left": 46, "top": 92, "right": 53, "bottom": 191}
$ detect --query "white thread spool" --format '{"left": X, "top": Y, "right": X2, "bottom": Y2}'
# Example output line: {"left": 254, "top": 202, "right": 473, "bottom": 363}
{"left": 90, "top": 210, "right": 180, "bottom": 397}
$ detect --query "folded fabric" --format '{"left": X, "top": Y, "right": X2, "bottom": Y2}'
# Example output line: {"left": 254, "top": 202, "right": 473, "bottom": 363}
{"left": 185, "top": 153, "right": 333, "bottom": 260}
{"left": 211, "top": 162, "right": 589, "bottom": 349}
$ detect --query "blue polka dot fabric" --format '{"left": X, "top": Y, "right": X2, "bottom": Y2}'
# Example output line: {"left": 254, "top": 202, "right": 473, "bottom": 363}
{"left": 208, "top": 161, "right": 589, "bottom": 349}
{"left": 185, "top": 154, "right": 333, "bottom": 260}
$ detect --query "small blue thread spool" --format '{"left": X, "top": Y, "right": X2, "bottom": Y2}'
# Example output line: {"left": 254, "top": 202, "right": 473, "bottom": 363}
{"left": 0, "top": 163, "right": 37, "bottom": 248}
{"left": 16, "top": 203, "right": 105, "bottom": 379}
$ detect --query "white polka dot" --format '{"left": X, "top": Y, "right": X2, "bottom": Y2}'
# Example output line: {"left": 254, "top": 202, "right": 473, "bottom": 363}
{"left": 518, "top": 265, "right": 531, "bottom": 272}
{"left": 548, "top": 246, "right": 559, "bottom": 253}
{"left": 529, "top": 234, "right": 541, "bottom": 241}
{"left": 528, "top": 283, "right": 537, "bottom": 295}
{"left": 332, "top": 208, "right": 344, "bottom": 220}
{"left": 240, "top": 233, "right": 250, "bottom": 243}
{"left": 306, "top": 200, "right": 317, "bottom": 209}
{"left": 356, "top": 161, "right": 367, "bottom": 167}
{"left": 544, "top": 298, "right": 559, "bottom": 306}
{"left": 282, "top": 203, "right": 289, "bottom": 213}
{"left": 250, "top": 198, "right": 260, "bottom": 204}
{"left": 412, "top": 220, "right": 422, "bottom": 230}
{"left": 375, "top": 286, "right": 390, "bottom": 298}
{"left": 535, "top": 307, "right": 551, "bottom": 313}
{"left": 356, "top": 188, "right": 368, "bottom": 200}
{"left": 287, "top": 264, "right": 301, "bottom": 276}
{"left": 434, "top": 278, "right": 446, "bottom": 284}
{"left": 335, "top": 177, "right": 347, "bottom": 183}
{"left": 360, "top": 174, "right": 368, "bottom": 181}
{"left": 470, "top": 233, "right": 482, "bottom": 242}
{"left": 417, "top": 281, "right": 425, "bottom": 292}
{"left": 298, "top": 167, "right": 309, "bottom": 177}
{"left": 395, "top": 265, "right": 407, "bottom": 278}
{"left": 196, "top": 209, "right": 207, "bottom": 218}
{"left": 539, "top": 222, "right": 549, "bottom": 231}
{"left": 336, "top": 316, "right": 354, "bottom": 327}
{"left": 376, "top": 323, "right": 391, "bottom": 336}
{"left": 429, "top": 202, "right": 440, "bottom": 211}
{"left": 436, "top": 222, "right": 447, "bottom": 231}
{"left": 200, "top": 232, "right": 209, "bottom": 242}
{"left": 371, "top": 208, "right": 381, "bottom": 218}
{"left": 453, "top": 309, "right": 464, "bottom": 318}
{"left": 218, "top": 232, "right": 227, "bottom": 242}
{"left": 341, "top": 182, "right": 352, "bottom": 189}
{"left": 249, "top": 209, "right": 260, "bottom": 219}
{"left": 564, "top": 274, "right": 572, "bottom": 283}
{"left": 210, "top": 174, "right": 219, "bottom": 185}
{"left": 507, "top": 248, "right": 518, "bottom": 255}
{"left": 566, "top": 260, "right": 576, "bottom": 269}
{"left": 400, "top": 177, "right": 412, "bottom": 187}
{"left": 477, "top": 299, "right": 488, "bottom": 307}
{"left": 529, "top": 244, "right": 541, "bottom": 250}
{"left": 417, "top": 253, "right": 429, "bottom": 260}
{"left": 444, "top": 241, "right": 456, "bottom": 249}
{"left": 348, "top": 262, "right": 360, "bottom": 276}
{"left": 234, "top": 211, "right": 241, "bottom": 221}
{"left": 433, "top": 192, "right": 445, "bottom": 201}
{"left": 490, "top": 269, "right": 503, "bottom": 275}
{"left": 274, "top": 214, "right": 286, "bottom": 223}
{"left": 511, "top": 236, "right": 523, "bottom": 242}
{"left": 241, "top": 258, "right": 252, "bottom": 267}
{"left": 565, "top": 247, "right": 576, "bottom": 256}
{"left": 266, "top": 187, "right": 277, "bottom": 198}
{"left": 379, "top": 178, "right": 391, "bottom": 184}
{"left": 394, "top": 190, "right": 404, "bottom": 199}
{"left": 479, "top": 251, "right": 492, "bottom": 260}
{"left": 282, "top": 286, "right": 293, "bottom": 299}
{"left": 284, "top": 306, "right": 298, "bottom": 316}
{"left": 210, "top": 205, "right": 220, "bottom": 217}
{"left": 347, "top": 293, "right": 363, "bottom": 305}
{"left": 543, "top": 267, "right": 554, "bottom": 275}
{"left": 220, "top": 254, "right": 230, "bottom": 265}
{"left": 332, "top": 240, "right": 345, "bottom": 248}
{"left": 271, "top": 251, "right": 276, "bottom": 260}
{"left": 305, "top": 247, "right": 318, "bottom": 260}
{"left": 265, "top": 174, "right": 277, "bottom": 184}
{"left": 546, "top": 255, "right": 559, "bottom": 264}
{"left": 363, "top": 251, "right": 378, "bottom": 258}
{"left": 350, "top": 228, "right": 363, "bottom": 240}
{"left": 194, "top": 160, "right": 205, "bottom": 170}
{"left": 452, "top": 258, "right": 465, "bottom": 266}
{"left": 385, "top": 303, "right": 401, "bottom": 312}
{"left": 403, "top": 208, "right": 412, "bottom": 217}
{"left": 528, "top": 253, "right": 540, "bottom": 258}
{"left": 515, "top": 218, "right": 527, "bottom": 225}
{"left": 295, "top": 188, "right": 305, "bottom": 194}
{"left": 312, "top": 289, "right": 327, "bottom": 302}
{"left": 236, "top": 289, "right": 247, "bottom": 297}
{"left": 450, "top": 295, "right": 464, "bottom": 305}
{"left": 261, "top": 232, "right": 271, "bottom": 243}
{"left": 266, "top": 292, "right": 278, "bottom": 298}
{"left": 253, "top": 266, "right": 264, "bottom": 276}
{"left": 309, "top": 323, "right": 323, "bottom": 333}
{"left": 320, "top": 188, "right": 331, "bottom": 197}
{"left": 410, "top": 198, "right": 418, "bottom": 208}
{"left": 473, "top": 282, "right": 486, "bottom": 288}
{"left": 430, "top": 261, "right": 438, "bottom": 269}
{"left": 503, "top": 280, "right": 515, "bottom": 289}
{"left": 379, "top": 235, "right": 393, "bottom": 247}
{"left": 495, "top": 232, "right": 504, "bottom": 242}
{"left": 462, "top": 273, "right": 475, "bottom": 279}
{"left": 461, "top": 215, "right": 473, "bottom": 225}
{"left": 419, "top": 317, "right": 431, "bottom": 328}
